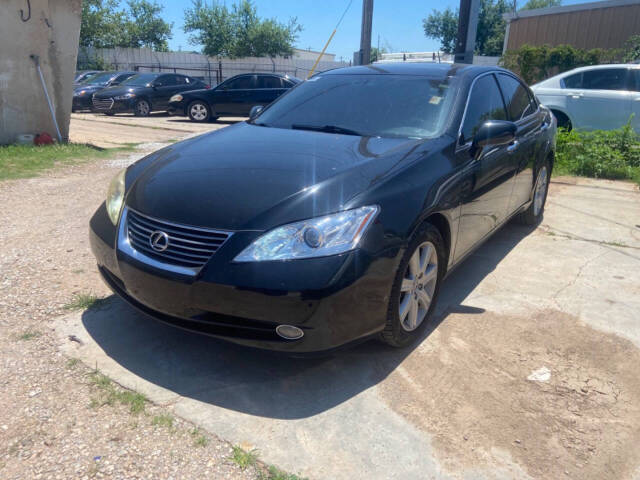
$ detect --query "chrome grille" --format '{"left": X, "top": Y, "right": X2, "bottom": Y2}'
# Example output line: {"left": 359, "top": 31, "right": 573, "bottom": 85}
{"left": 92, "top": 96, "right": 114, "bottom": 111}
{"left": 125, "top": 208, "right": 232, "bottom": 269}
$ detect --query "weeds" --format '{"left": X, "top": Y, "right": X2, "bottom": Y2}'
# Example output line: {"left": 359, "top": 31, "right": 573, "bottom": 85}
{"left": 230, "top": 445, "right": 259, "bottom": 470}
{"left": 89, "top": 372, "right": 147, "bottom": 414}
{"left": 17, "top": 331, "right": 41, "bottom": 341}
{"left": 66, "top": 358, "right": 81, "bottom": 368}
{"left": 63, "top": 293, "right": 108, "bottom": 311}
{"left": 152, "top": 414, "right": 174, "bottom": 429}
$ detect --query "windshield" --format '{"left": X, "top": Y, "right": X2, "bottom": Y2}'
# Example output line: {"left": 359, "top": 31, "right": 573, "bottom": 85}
{"left": 122, "top": 73, "right": 158, "bottom": 86}
{"left": 83, "top": 72, "right": 116, "bottom": 86}
{"left": 254, "top": 74, "right": 459, "bottom": 139}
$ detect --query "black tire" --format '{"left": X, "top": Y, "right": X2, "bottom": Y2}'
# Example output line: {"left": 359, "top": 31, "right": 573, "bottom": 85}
{"left": 134, "top": 99, "right": 151, "bottom": 117}
{"left": 187, "top": 101, "right": 211, "bottom": 123}
{"left": 515, "top": 159, "right": 551, "bottom": 226}
{"left": 552, "top": 110, "right": 571, "bottom": 130}
{"left": 380, "top": 223, "right": 446, "bottom": 348}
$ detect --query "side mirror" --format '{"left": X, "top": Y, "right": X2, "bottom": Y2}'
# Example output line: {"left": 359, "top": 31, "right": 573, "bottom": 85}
{"left": 249, "top": 105, "right": 264, "bottom": 120}
{"left": 471, "top": 120, "right": 517, "bottom": 154}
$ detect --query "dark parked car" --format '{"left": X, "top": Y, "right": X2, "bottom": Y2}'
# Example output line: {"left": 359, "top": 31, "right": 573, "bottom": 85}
{"left": 72, "top": 71, "right": 136, "bottom": 112}
{"left": 74, "top": 70, "right": 100, "bottom": 86}
{"left": 168, "top": 73, "right": 300, "bottom": 122}
{"left": 90, "top": 63, "right": 555, "bottom": 353}
{"left": 92, "top": 73, "right": 207, "bottom": 116}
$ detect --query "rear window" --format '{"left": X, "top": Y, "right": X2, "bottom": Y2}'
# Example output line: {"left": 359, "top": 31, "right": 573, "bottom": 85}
{"left": 257, "top": 76, "right": 283, "bottom": 89}
{"left": 563, "top": 68, "right": 629, "bottom": 91}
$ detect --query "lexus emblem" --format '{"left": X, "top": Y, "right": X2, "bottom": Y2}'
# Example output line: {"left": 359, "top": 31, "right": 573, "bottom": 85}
{"left": 149, "top": 230, "right": 170, "bottom": 252}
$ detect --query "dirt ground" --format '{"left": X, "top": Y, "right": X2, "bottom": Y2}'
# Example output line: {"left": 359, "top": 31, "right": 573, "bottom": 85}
{"left": 379, "top": 309, "right": 640, "bottom": 479}
{"left": 1, "top": 113, "right": 640, "bottom": 479}
{"left": 0, "top": 120, "right": 266, "bottom": 479}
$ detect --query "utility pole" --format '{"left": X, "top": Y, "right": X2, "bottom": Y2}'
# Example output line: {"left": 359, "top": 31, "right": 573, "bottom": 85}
{"left": 454, "top": 0, "right": 480, "bottom": 64}
{"left": 359, "top": 0, "right": 374, "bottom": 65}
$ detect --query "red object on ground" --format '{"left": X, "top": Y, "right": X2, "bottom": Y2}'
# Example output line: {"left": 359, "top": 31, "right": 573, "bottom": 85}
{"left": 34, "top": 133, "right": 54, "bottom": 146}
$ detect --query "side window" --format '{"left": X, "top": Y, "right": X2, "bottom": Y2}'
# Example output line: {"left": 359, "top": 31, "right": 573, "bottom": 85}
{"left": 225, "top": 76, "right": 255, "bottom": 90}
{"left": 174, "top": 75, "right": 187, "bottom": 85}
{"left": 580, "top": 68, "right": 628, "bottom": 91}
{"left": 497, "top": 74, "right": 535, "bottom": 121}
{"left": 563, "top": 73, "right": 582, "bottom": 88}
{"left": 257, "top": 76, "right": 283, "bottom": 89}
{"left": 157, "top": 75, "right": 179, "bottom": 86}
{"left": 460, "top": 74, "right": 507, "bottom": 144}
{"left": 114, "top": 73, "right": 133, "bottom": 85}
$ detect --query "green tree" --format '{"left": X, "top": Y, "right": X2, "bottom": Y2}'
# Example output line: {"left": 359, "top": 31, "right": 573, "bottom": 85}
{"left": 79, "top": 0, "right": 128, "bottom": 48}
{"left": 370, "top": 47, "right": 388, "bottom": 63}
{"left": 423, "top": 0, "right": 510, "bottom": 56}
{"left": 79, "top": 0, "right": 172, "bottom": 51}
{"left": 520, "top": 0, "right": 562, "bottom": 10}
{"left": 126, "top": 1, "right": 173, "bottom": 51}
{"left": 183, "top": 0, "right": 302, "bottom": 58}
{"left": 623, "top": 35, "right": 640, "bottom": 63}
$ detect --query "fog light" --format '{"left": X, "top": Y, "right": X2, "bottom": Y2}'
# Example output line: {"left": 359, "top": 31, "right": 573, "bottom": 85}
{"left": 276, "top": 325, "right": 304, "bottom": 340}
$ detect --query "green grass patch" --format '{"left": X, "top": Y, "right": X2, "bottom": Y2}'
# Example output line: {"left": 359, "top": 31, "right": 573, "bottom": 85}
{"left": 89, "top": 372, "right": 147, "bottom": 414}
{"left": 66, "top": 357, "right": 81, "bottom": 368}
{"left": 231, "top": 445, "right": 259, "bottom": 470}
{"left": 189, "top": 428, "right": 209, "bottom": 447}
{"left": 555, "top": 122, "right": 640, "bottom": 185}
{"left": 17, "top": 330, "right": 41, "bottom": 341}
{"left": 63, "top": 293, "right": 108, "bottom": 311}
{"left": 0, "top": 143, "right": 136, "bottom": 181}
{"left": 152, "top": 414, "right": 174, "bottom": 429}
{"left": 258, "top": 466, "right": 308, "bottom": 480}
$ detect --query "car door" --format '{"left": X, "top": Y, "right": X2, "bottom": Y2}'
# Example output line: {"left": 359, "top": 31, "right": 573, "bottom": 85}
{"left": 454, "top": 73, "right": 516, "bottom": 261}
{"left": 151, "top": 74, "right": 181, "bottom": 110}
{"left": 563, "top": 67, "right": 632, "bottom": 130}
{"left": 630, "top": 69, "right": 640, "bottom": 132}
{"left": 215, "top": 75, "right": 256, "bottom": 116}
{"left": 254, "top": 75, "right": 287, "bottom": 108}
{"left": 496, "top": 73, "right": 544, "bottom": 215}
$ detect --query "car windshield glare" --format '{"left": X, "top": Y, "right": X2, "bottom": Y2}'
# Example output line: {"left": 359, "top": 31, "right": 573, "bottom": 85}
{"left": 84, "top": 72, "right": 116, "bottom": 86}
{"left": 254, "top": 74, "right": 459, "bottom": 139}
{"left": 122, "top": 73, "right": 158, "bottom": 86}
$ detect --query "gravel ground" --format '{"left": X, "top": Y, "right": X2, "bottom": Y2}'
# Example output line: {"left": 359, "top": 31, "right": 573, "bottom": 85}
{"left": 0, "top": 144, "right": 266, "bottom": 479}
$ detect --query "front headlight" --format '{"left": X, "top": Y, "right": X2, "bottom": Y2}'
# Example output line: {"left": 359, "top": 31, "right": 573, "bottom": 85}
{"left": 106, "top": 169, "right": 126, "bottom": 225}
{"left": 234, "top": 206, "right": 379, "bottom": 262}
{"left": 75, "top": 90, "right": 87, "bottom": 96}
{"left": 169, "top": 94, "right": 183, "bottom": 103}
{"left": 114, "top": 93, "right": 136, "bottom": 100}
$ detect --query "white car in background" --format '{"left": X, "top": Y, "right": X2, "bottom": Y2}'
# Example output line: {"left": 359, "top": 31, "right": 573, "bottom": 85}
{"left": 531, "top": 64, "right": 640, "bottom": 131}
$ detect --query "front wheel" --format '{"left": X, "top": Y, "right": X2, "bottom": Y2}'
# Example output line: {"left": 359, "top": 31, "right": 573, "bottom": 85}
{"left": 380, "top": 223, "right": 445, "bottom": 348}
{"left": 515, "top": 161, "right": 550, "bottom": 226}
{"left": 188, "top": 101, "right": 211, "bottom": 122}
{"left": 134, "top": 99, "right": 151, "bottom": 117}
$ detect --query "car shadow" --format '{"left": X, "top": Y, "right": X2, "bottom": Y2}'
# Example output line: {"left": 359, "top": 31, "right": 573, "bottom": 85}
{"left": 82, "top": 223, "right": 535, "bottom": 420}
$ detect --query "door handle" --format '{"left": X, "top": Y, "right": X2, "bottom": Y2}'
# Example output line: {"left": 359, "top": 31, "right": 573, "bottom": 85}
{"left": 570, "top": 92, "right": 583, "bottom": 99}
{"left": 507, "top": 140, "right": 519, "bottom": 153}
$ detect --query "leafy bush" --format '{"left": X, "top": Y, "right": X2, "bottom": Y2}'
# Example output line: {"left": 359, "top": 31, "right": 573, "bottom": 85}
{"left": 500, "top": 44, "right": 623, "bottom": 84}
{"left": 555, "top": 122, "right": 640, "bottom": 185}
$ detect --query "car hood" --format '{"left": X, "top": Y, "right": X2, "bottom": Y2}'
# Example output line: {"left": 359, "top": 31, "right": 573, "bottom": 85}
{"left": 125, "top": 122, "right": 430, "bottom": 231}
{"left": 95, "top": 86, "right": 140, "bottom": 98}
{"left": 74, "top": 85, "right": 105, "bottom": 94}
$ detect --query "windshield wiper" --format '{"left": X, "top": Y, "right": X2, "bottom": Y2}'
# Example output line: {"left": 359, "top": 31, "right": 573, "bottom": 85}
{"left": 291, "top": 124, "right": 363, "bottom": 136}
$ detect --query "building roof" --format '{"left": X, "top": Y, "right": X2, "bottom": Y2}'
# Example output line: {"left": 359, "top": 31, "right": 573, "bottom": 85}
{"left": 504, "top": 0, "right": 640, "bottom": 21}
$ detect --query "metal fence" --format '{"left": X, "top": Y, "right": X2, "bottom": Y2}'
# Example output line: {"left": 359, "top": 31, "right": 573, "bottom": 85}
{"left": 77, "top": 47, "right": 348, "bottom": 86}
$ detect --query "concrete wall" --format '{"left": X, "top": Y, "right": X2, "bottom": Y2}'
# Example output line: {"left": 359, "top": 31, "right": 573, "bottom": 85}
{"left": 0, "top": 0, "right": 82, "bottom": 144}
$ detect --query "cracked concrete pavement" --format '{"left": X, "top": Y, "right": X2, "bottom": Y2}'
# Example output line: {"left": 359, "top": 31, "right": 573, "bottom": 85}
{"left": 54, "top": 176, "right": 640, "bottom": 480}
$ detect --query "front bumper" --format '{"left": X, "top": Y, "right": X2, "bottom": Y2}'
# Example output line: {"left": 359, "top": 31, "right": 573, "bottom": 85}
{"left": 73, "top": 95, "right": 92, "bottom": 110}
{"left": 92, "top": 97, "right": 136, "bottom": 113}
{"left": 89, "top": 203, "right": 399, "bottom": 353}
{"left": 167, "top": 101, "right": 187, "bottom": 116}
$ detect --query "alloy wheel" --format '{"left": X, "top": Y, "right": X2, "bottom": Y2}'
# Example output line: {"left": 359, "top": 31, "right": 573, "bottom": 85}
{"left": 190, "top": 103, "right": 208, "bottom": 121}
{"left": 398, "top": 241, "right": 438, "bottom": 332}
{"left": 136, "top": 100, "right": 150, "bottom": 116}
{"left": 533, "top": 166, "right": 548, "bottom": 216}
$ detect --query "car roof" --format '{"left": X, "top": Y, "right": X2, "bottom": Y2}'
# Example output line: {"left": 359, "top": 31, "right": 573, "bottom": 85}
{"left": 554, "top": 64, "right": 640, "bottom": 78}
{"left": 320, "top": 62, "right": 506, "bottom": 79}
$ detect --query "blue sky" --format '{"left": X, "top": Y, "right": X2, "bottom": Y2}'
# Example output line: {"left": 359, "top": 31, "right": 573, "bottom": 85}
{"left": 154, "top": 0, "right": 582, "bottom": 61}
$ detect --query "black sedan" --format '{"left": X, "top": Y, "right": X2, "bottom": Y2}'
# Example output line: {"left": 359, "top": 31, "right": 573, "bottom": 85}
{"left": 72, "top": 71, "right": 136, "bottom": 111}
{"left": 168, "top": 73, "right": 300, "bottom": 122}
{"left": 90, "top": 63, "right": 555, "bottom": 353}
{"left": 92, "top": 73, "right": 207, "bottom": 116}
{"left": 74, "top": 70, "right": 100, "bottom": 86}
